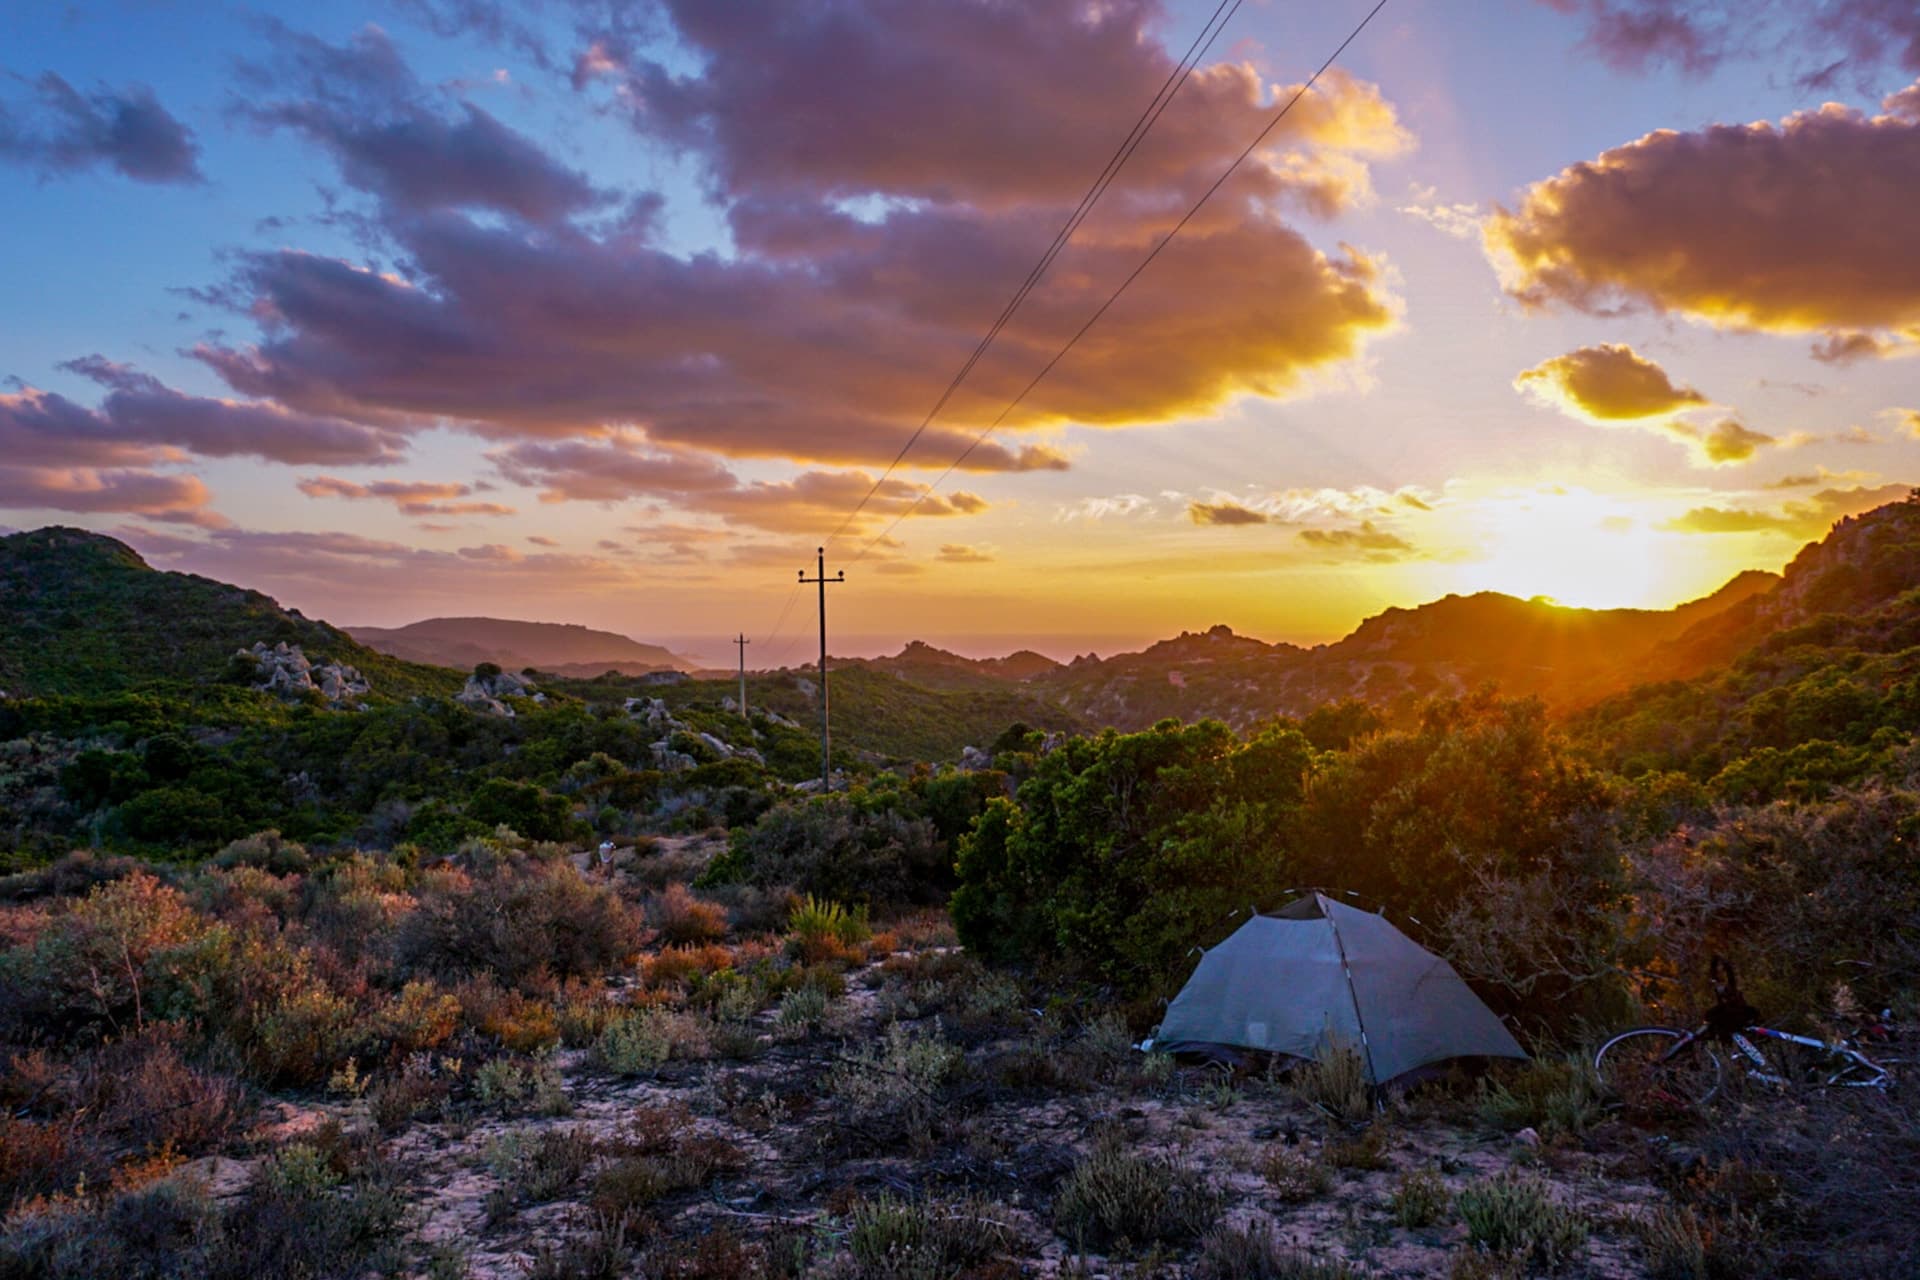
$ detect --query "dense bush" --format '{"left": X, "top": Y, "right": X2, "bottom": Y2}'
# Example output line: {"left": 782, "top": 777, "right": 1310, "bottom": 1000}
{"left": 704, "top": 791, "right": 945, "bottom": 909}
{"left": 399, "top": 851, "right": 640, "bottom": 990}
{"left": 952, "top": 719, "right": 1314, "bottom": 992}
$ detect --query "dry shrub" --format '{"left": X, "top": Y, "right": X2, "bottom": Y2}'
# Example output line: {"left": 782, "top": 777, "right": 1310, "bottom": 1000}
{"left": 524, "top": 1212, "right": 635, "bottom": 1280}
{"left": 1195, "top": 1220, "right": 1361, "bottom": 1279}
{"left": 648, "top": 883, "right": 729, "bottom": 946}
{"left": 642, "top": 944, "right": 735, "bottom": 988}
{"left": 458, "top": 979, "right": 560, "bottom": 1052}
{"left": 1289, "top": 1040, "right": 1373, "bottom": 1126}
{"left": 1262, "top": 1148, "right": 1333, "bottom": 1202}
{"left": 366, "top": 980, "right": 461, "bottom": 1057}
{"left": 0, "top": 1115, "right": 85, "bottom": 1210}
{"left": 84, "top": 1031, "right": 251, "bottom": 1157}
{"left": 1052, "top": 1136, "right": 1221, "bottom": 1251}
{"left": 486, "top": 1126, "right": 598, "bottom": 1208}
{"left": 400, "top": 857, "right": 640, "bottom": 990}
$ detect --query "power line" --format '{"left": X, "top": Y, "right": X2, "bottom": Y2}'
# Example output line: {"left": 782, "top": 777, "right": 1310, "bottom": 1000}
{"left": 850, "top": 0, "right": 1394, "bottom": 565}
{"left": 825, "top": 0, "right": 1246, "bottom": 545}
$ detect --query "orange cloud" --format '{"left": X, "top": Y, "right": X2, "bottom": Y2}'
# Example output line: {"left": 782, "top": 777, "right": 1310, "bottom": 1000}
{"left": 1298, "top": 520, "right": 1416, "bottom": 561}
{"left": 1188, "top": 499, "right": 1270, "bottom": 526}
{"left": 1514, "top": 344, "right": 1708, "bottom": 421}
{"left": 1487, "top": 90, "right": 1920, "bottom": 356}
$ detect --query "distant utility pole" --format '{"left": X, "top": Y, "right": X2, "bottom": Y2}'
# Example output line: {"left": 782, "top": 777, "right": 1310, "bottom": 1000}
{"left": 732, "top": 633, "right": 750, "bottom": 719}
{"left": 798, "top": 546, "right": 845, "bottom": 792}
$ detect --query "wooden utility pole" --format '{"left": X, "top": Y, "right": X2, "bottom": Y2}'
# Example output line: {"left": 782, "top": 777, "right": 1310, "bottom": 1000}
{"left": 732, "top": 633, "right": 750, "bottom": 719}
{"left": 798, "top": 547, "right": 845, "bottom": 792}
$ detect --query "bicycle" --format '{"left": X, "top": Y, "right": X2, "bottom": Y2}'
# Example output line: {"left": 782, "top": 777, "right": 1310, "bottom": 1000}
{"left": 1593, "top": 958, "right": 1894, "bottom": 1108}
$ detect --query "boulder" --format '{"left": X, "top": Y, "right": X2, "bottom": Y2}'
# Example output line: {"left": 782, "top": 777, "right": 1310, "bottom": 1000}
{"left": 239, "top": 641, "right": 369, "bottom": 708}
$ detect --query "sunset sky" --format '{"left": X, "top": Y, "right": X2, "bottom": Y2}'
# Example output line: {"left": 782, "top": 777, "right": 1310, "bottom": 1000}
{"left": 6, "top": 0, "right": 1920, "bottom": 664}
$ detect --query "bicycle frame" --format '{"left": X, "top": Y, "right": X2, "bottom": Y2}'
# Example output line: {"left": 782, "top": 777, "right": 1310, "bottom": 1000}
{"left": 1728, "top": 1025, "right": 1892, "bottom": 1090}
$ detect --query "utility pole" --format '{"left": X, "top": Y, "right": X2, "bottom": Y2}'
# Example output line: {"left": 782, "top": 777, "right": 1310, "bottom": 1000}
{"left": 732, "top": 633, "right": 750, "bottom": 719}
{"left": 798, "top": 547, "right": 845, "bottom": 792}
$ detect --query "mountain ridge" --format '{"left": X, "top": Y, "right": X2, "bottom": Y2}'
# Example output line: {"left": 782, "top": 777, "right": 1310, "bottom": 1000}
{"left": 346, "top": 616, "right": 696, "bottom": 676}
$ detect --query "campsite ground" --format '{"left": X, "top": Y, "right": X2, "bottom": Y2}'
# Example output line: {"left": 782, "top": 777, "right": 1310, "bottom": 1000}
{"left": 6, "top": 834, "right": 1914, "bottom": 1278}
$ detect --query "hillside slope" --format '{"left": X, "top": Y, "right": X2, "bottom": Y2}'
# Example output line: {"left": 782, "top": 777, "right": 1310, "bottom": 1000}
{"left": 1027, "top": 571, "right": 1780, "bottom": 731}
{"left": 0, "top": 527, "right": 460, "bottom": 700}
{"left": 348, "top": 616, "right": 694, "bottom": 675}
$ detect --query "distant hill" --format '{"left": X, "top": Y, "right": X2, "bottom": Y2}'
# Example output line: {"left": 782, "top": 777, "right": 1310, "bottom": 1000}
{"left": 852, "top": 640, "right": 1064, "bottom": 690}
{"left": 348, "top": 617, "right": 695, "bottom": 676}
{"left": 0, "top": 527, "right": 458, "bottom": 700}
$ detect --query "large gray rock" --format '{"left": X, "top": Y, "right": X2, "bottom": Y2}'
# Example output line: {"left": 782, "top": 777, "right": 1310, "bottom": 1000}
{"left": 459, "top": 668, "right": 537, "bottom": 717}
{"left": 240, "top": 641, "right": 369, "bottom": 708}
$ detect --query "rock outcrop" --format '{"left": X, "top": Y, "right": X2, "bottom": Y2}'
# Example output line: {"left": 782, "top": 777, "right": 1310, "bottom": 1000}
{"left": 240, "top": 641, "right": 369, "bottom": 707}
{"left": 458, "top": 668, "right": 543, "bottom": 717}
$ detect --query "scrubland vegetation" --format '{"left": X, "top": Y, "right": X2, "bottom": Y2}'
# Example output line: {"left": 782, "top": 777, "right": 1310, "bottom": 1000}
{"left": 4, "top": 507, "right": 1920, "bottom": 1275}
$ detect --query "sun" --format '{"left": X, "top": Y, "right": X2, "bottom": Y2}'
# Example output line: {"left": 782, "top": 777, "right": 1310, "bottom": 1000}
{"left": 1439, "top": 489, "right": 1678, "bottom": 611}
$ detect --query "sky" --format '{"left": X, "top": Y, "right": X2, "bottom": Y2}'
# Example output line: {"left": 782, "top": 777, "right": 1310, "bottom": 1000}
{"left": 5, "top": 0, "right": 1920, "bottom": 665}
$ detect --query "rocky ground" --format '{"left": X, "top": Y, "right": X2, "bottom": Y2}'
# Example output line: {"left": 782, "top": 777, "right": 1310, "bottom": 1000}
{"left": 142, "top": 840, "right": 1694, "bottom": 1279}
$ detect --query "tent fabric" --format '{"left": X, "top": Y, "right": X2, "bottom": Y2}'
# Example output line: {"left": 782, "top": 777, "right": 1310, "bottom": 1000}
{"left": 1153, "top": 893, "right": 1526, "bottom": 1084}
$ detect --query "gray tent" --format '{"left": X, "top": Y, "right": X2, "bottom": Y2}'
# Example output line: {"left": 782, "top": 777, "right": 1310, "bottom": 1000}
{"left": 1151, "top": 893, "right": 1526, "bottom": 1084}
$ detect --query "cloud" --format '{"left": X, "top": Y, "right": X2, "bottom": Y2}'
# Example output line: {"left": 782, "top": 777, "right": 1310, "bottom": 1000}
{"left": 0, "top": 467, "right": 221, "bottom": 525}
{"left": 234, "top": 22, "right": 601, "bottom": 223}
{"left": 1514, "top": 344, "right": 1708, "bottom": 421}
{"left": 2, "top": 369, "right": 406, "bottom": 467}
{"left": 298, "top": 475, "right": 515, "bottom": 516}
{"left": 525, "top": 534, "right": 558, "bottom": 547}
{"left": 0, "top": 73, "right": 202, "bottom": 184}
{"left": 1889, "top": 408, "right": 1920, "bottom": 439}
{"left": 1398, "top": 200, "right": 1483, "bottom": 239}
{"left": 1486, "top": 92, "right": 1920, "bottom": 356}
{"left": 1056, "top": 494, "right": 1157, "bottom": 522}
{"left": 487, "top": 435, "right": 739, "bottom": 502}
{"left": 486, "top": 434, "right": 987, "bottom": 535}
{"left": 1535, "top": 2, "right": 1920, "bottom": 85}
{"left": 1188, "top": 499, "right": 1270, "bottom": 526}
{"left": 935, "top": 543, "right": 994, "bottom": 563}
{"left": 182, "top": 2, "right": 1406, "bottom": 479}
{"left": 1297, "top": 520, "right": 1416, "bottom": 561}
{"left": 1698, "top": 419, "right": 1776, "bottom": 465}
{"left": 1661, "top": 482, "right": 1913, "bottom": 537}
{"left": 614, "top": 1, "right": 1410, "bottom": 211}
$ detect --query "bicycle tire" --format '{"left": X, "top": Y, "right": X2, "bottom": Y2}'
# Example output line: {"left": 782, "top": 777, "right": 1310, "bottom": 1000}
{"left": 1594, "top": 1026, "right": 1724, "bottom": 1108}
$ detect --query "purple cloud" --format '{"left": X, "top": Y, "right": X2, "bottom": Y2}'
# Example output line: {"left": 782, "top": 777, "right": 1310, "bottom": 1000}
{"left": 0, "top": 72, "right": 202, "bottom": 184}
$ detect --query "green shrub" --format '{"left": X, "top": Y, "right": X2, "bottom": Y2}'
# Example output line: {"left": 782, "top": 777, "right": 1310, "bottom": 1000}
{"left": 1476, "top": 1058, "right": 1602, "bottom": 1138}
{"left": 595, "top": 1009, "right": 713, "bottom": 1075}
{"left": 844, "top": 1193, "right": 1018, "bottom": 1278}
{"left": 705, "top": 794, "right": 946, "bottom": 909}
{"left": 1391, "top": 1167, "right": 1450, "bottom": 1228}
{"left": 1051, "top": 1137, "right": 1221, "bottom": 1250}
{"left": 1456, "top": 1171, "right": 1589, "bottom": 1268}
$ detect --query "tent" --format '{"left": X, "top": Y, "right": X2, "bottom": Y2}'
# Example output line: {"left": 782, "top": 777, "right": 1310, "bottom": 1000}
{"left": 1150, "top": 892, "right": 1526, "bottom": 1084}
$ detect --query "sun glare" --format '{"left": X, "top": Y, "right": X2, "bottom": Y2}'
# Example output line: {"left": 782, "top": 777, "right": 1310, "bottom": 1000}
{"left": 1440, "top": 490, "right": 1676, "bottom": 610}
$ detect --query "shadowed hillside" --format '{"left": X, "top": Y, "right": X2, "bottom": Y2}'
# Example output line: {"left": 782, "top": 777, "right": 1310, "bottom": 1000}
{"left": 0, "top": 528, "right": 460, "bottom": 701}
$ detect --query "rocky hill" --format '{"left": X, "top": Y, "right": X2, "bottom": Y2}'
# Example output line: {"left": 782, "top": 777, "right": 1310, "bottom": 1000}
{"left": 348, "top": 616, "right": 694, "bottom": 676}
{"left": 0, "top": 528, "right": 458, "bottom": 701}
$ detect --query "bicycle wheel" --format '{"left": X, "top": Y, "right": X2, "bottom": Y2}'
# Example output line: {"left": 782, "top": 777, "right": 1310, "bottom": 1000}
{"left": 1594, "top": 1027, "right": 1724, "bottom": 1108}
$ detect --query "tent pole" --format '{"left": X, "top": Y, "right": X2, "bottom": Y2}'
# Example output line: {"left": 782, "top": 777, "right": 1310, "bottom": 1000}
{"left": 1320, "top": 894, "right": 1382, "bottom": 1094}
